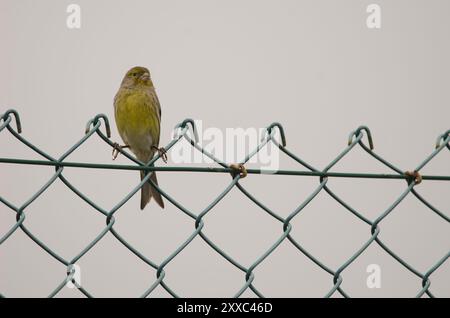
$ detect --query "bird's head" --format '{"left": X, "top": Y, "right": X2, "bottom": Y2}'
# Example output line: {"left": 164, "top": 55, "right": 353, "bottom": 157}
{"left": 121, "top": 66, "right": 153, "bottom": 88}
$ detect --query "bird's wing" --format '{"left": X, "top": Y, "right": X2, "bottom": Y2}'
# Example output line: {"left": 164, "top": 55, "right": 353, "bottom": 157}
{"left": 153, "top": 88, "right": 162, "bottom": 120}
{"left": 148, "top": 87, "right": 162, "bottom": 146}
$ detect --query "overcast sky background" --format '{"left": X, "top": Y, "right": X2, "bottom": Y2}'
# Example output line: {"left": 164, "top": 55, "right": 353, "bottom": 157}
{"left": 0, "top": 0, "right": 449, "bottom": 297}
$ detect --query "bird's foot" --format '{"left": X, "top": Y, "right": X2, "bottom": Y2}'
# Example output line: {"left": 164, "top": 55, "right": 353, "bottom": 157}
{"left": 152, "top": 146, "right": 168, "bottom": 163}
{"left": 112, "top": 143, "right": 129, "bottom": 160}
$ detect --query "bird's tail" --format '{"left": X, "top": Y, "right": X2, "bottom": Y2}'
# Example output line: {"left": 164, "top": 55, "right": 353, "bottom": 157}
{"left": 140, "top": 171, "right": 165, "bottom": 210}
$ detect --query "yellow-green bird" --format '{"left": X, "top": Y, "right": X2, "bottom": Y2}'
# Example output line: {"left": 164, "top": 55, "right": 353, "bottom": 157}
{"left": 114, "top": 66, "right": 165, "bottom": 210}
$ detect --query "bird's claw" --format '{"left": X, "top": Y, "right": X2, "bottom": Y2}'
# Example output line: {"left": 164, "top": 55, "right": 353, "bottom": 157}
{"left": 112, "top": 143, "right": 129, "bottom": 160}
{"left": 153, "top": 146, "right": 168, "bottom": 163}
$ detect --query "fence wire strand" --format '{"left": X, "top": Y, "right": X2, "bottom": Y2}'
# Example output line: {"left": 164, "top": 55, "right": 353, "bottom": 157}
{"left": 0, "top": 109, "right": 449, "bottom": 298}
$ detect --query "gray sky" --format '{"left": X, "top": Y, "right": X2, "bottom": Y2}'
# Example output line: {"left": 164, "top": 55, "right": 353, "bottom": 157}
{"left": 0, "top": 0, "right": 449, "bottom": 297}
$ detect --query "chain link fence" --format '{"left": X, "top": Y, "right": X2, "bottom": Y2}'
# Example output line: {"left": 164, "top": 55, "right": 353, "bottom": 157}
{"left": 0, "top": 109, "right": 449, "bottom": 298}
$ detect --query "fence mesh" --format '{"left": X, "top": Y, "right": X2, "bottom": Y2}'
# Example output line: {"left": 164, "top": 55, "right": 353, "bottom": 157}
{"left": 0, "top": 109, "right": 449, "bottom": 298}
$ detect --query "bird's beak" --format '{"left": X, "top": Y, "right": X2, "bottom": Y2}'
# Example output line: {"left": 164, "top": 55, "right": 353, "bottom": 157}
{"left": 140, "top": 72, "right": 150, "bottom": 81}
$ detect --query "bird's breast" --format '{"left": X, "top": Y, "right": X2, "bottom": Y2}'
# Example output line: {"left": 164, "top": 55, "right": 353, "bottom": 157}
{"left": 114, "top": 89, "right": 160, "bottom": 159}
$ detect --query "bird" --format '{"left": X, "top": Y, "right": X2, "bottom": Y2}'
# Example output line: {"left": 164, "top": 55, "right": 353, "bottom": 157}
{"left": 113, "top": 66, "right": 165, "bottom": 210}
